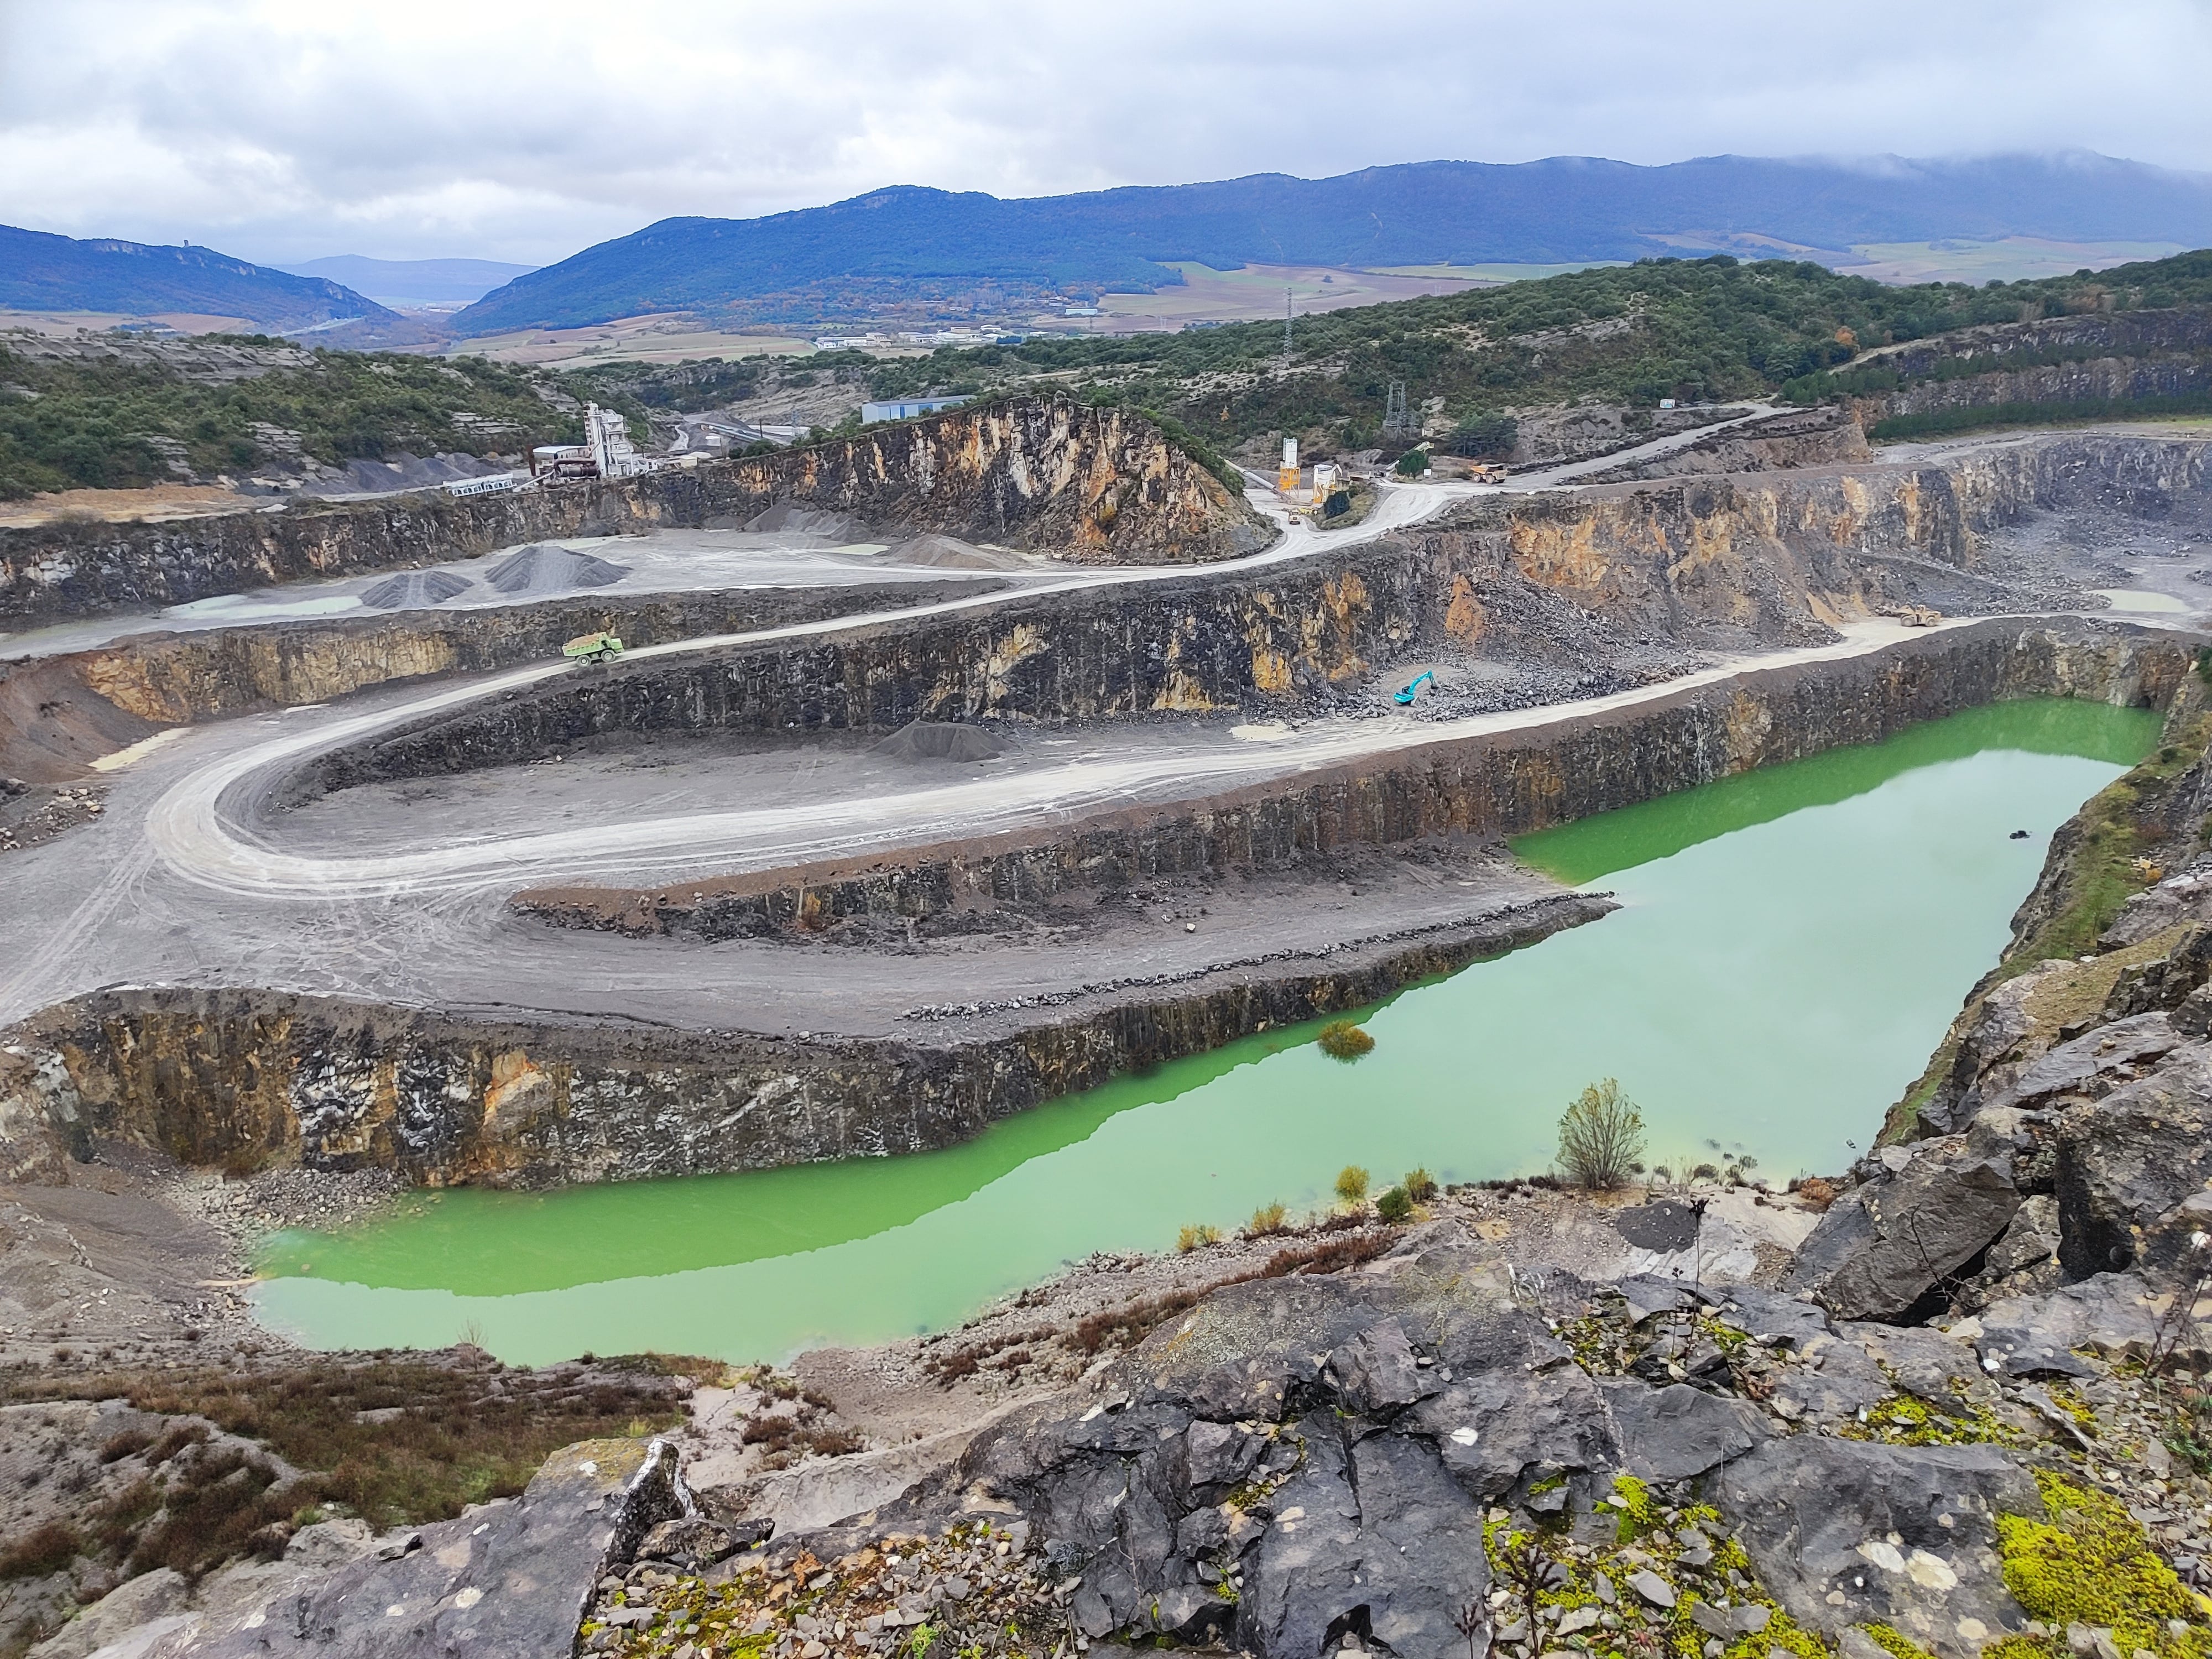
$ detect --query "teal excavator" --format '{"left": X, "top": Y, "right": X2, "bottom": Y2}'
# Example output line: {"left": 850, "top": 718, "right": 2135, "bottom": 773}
{"left": 1393, "top": 670, "right": 1434, "bottom": 707}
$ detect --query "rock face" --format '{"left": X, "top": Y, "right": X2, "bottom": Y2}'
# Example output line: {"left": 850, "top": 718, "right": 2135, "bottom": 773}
{"left": 309, "top": 583, "right": 2181, "bottom": 802}
{"left": 1786, "top": 1139, "right": 2022, "bottom": 1321}
{"left": 482, "top": 617, "right": 2178, "bottom": 940}
{"left": 862, "top": 1248, "right": 2048, "bottom": 1659}
{"left": 2055, "top": 1049, "right": 2212, "bottom": 1276}
{"left": 1855, "top": 304, "right": 2212, "bottom": 429}
{"left": 0, "top": 579, "right": 1000, "bottom": 786}
{"left": 120, "top": 1437, "right": 686, "bottom": 1657}
{"left": 1575, "top": 406, "right": 1872, "bottom": 482}
{"left": 0, "top": 397, "right": 1266, "bottom": 628}
{"left": 700, "top": 398, "right": 1269, "bottom": 566}
{"left": 0, "top": 895, "right": 1601, "bottom": 1190}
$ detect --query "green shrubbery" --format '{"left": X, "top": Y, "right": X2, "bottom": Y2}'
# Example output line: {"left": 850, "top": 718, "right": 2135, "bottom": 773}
{"left": 0, "top": 344, "right": 611, "bottom": 498}
{"left": 1556, "top": 1078, "right": 1647, "bottom": 1190}
{"left": 859, "top": 248, "right": 2212, "bottom": 457}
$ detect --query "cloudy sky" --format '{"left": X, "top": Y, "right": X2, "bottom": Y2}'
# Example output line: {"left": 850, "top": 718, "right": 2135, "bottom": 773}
{"left": 1, "top": 0, "right": 2209, "bottom": 268}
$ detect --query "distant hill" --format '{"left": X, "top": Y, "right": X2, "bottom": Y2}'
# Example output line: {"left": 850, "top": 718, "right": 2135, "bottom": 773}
{"left": 854, "top": 246, "right": 2212, "bottom": 452}
{"left": 452, "top": 152, "right": 2212, "bottom": 335}
{"left": 278, "top": 255, "right": 539, "bottom": 306}
{"left": 0, "top": 225, "right": 404, "bottom": 333}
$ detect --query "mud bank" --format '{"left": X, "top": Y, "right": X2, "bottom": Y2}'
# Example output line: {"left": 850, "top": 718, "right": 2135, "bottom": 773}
{"left": 517, "top": 618, "right": 2195, "bottom": 942}
{"left": 0, "top": 396, "right": 1264, "bottom": 629}
{"left": 0, "top": 894, "right": 1601, "bottom": 1190}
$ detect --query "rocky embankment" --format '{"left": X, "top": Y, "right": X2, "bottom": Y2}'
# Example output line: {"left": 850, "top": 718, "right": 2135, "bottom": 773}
{"left": 0, "top": 577, "right": 1000, "bottom": 787}
{"left": 288, "top": 432, "right": 2191, "bottom": 800}
{"left": 1575, "top": 406, "right": 1872, "bottom": 482}
{"left": 0, "top": 396, "right": 1265, "bottom": 630}
{"left": 0, "top": 890, "right": 1607, "bottom": 1191}
{"left": 1841, "top": 305, "right": 2212, "bottom": 434}
{"left": 515, "top": 619, "right": 2187, "bottom": 945}
{"left": 33, "top": 1160, "right": 2212, "bottom": 1659}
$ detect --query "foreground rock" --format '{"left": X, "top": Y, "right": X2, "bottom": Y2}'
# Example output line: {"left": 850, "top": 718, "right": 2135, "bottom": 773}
{"left": 65, "top": 1438, "right": 685, "bottom": 1657}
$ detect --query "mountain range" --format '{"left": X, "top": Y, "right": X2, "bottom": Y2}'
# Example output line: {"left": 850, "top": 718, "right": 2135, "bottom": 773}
{"left": 449, "top": 151, "right": 2212, "bottom": 334}
{"left": 0, "top": 225, "right": 398, "bottom": 333}
{"left": 11, "top": 152, "right": 2212, "bottom": 346}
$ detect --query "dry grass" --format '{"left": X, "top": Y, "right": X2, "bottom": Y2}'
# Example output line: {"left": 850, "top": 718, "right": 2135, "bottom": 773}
{"left": 1072, "top": 1230, "right": 1396, "bottom": 1356}
{"left": 0, "top": 1522, "right": 80, "bottom": 1581}
{"left": 1, "top": 1354, "right": 687, "bottom": 1534}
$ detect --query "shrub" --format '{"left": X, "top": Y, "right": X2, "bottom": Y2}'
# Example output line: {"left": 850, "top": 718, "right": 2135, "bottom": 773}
{"left": 1402, "top": 1167, "right": 1438, "bottom": 1203}
{"left": 1176, "top": 1223, "right": 1222, "bottom": 1253}
{"left": 1554, "top": 1078, "right": 1647, "bottom": 1191}
{"left": 0, "top": 1520, "right": 79, "bottom": 1579}
{"left": 1793, "top": 1175, "right": 1838, "bottom": 1211}
{"left": 1334, "top": 1165, "right": 1371, "bottom": 1206}
{"left": 1317, "top": 1020, "right": 1375, "bottom": 1059}
{"left": 1247, "top": 1201, "right": 1289, "bottom": 1236}
{"left": 1393, "top": 448, "right": 1430, "bottom": 477}
{"left": 1375, "top": 1187, "right": 1415, "bottom": 1224}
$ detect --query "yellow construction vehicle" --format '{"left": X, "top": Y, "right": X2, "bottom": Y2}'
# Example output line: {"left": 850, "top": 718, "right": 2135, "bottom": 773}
{"left": 562, "top": 631, "right": 624, "bottom": 665}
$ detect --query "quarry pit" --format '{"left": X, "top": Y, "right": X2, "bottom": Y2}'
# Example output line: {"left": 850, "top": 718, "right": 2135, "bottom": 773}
{"left": 4, "top": 404, "right": 2212, "bottom": 1194}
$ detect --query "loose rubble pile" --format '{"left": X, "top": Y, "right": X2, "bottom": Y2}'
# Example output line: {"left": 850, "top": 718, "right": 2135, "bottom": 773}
{"left": 584, "top": 1520, "right": 1064, "bottom": 1659}
{"left": 0, "top": 779, "right": 104, "bottom": 855}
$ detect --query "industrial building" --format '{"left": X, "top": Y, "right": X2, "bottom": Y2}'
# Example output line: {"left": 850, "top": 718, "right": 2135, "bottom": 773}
{"left": 529, "top": 403, "right": 670, "bottom": 482}
{"left": 861, "top": 395, "right": 970, "bottom": 424}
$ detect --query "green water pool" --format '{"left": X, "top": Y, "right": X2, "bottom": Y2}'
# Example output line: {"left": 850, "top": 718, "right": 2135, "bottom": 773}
{"left": 252, "top": 698, "right": 2160, "bottom": 1365}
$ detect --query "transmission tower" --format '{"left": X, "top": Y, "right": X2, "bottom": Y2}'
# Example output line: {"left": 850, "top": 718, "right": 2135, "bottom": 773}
{"left": 1382, "top": 379, "right": 1412, "bottom": 442}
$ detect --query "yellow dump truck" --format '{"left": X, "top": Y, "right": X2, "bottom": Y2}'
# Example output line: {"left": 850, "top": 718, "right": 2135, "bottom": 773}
{"left": 562, "top": 631, "right": 624, "bottom": 665}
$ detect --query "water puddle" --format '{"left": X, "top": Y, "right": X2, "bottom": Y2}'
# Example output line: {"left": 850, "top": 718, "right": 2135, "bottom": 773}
{"left": 2094, "top": 588, "right": 2195, "bottom": 615}
{"left": 253, "top": 698, "right": 2159, "bottom": 1365}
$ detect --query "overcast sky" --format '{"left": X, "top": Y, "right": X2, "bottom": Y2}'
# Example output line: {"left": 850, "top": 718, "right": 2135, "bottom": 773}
{"left": 2, "top": 0, "right": 2209, "bottom": 268}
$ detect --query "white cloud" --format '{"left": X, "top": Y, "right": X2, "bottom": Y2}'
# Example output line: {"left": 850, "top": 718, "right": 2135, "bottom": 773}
{"left": 0, "top": 0, "right": 2208, "bottom": 265}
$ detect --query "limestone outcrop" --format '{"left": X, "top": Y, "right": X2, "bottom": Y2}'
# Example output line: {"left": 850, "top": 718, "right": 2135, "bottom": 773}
{"left": 0, "top": 397, "right": 1266, "bottom": 628}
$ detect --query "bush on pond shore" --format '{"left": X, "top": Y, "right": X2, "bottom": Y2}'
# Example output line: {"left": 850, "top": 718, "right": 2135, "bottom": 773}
{"left": 1317, "top": 1020, "right": 1374, "bottom": 1060}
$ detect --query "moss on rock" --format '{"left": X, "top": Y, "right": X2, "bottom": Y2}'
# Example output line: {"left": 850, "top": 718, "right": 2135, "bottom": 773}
{"left": 1993, "top": 1470, "right": 2212, "bottom": 1658}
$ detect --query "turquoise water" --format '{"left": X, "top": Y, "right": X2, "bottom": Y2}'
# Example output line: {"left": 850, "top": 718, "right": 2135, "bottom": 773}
{"left": 252, "top": 699, "right": 2159, "bottom": 1365}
